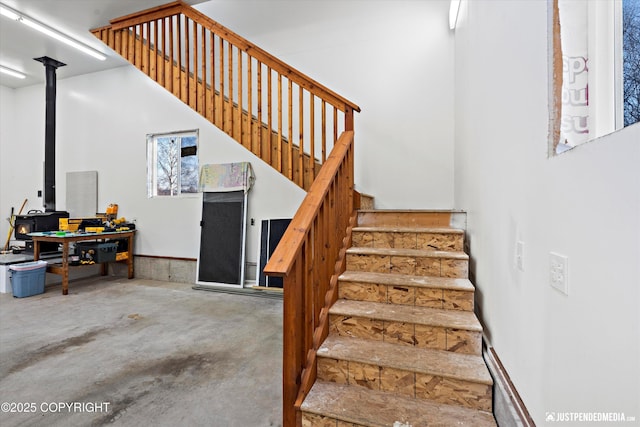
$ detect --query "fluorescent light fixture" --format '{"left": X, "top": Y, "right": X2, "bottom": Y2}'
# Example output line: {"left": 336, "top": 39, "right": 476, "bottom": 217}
{"left": 449, "top": 0, "right": 461, "bottom": 30}
{"left": 0, "top": 65, "right": 26, "bottom": 79}
{"left": 0, "top": 3, "right": 107, "bottom": 61}
{"left": 0, "top": 4, "right": 18, "bottom": 20}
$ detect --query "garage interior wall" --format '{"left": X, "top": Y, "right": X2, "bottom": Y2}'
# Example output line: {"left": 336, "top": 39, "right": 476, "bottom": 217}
{"left": 0, "top": 66, "right": 305, "bottom": 263}
{"left": 454, "top": 0, "right": 640, "bottom": 423}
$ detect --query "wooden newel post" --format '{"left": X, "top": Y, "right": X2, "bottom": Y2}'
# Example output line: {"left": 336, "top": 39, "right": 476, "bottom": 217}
{"left": 344, "top": 106, "right": 354, "bottom": 132}
{"left": 283, "top": 261, "right": 303, "bottom": 427}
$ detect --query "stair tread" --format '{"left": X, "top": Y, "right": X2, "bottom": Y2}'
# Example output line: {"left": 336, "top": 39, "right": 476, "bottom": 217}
{"left": 339, "top": 271, "right": 474, "bottom": 292}
{"left": 357, "top": 209, "right": 466, "bottom": 214}
{"left": 302, "top": 381, "right": 496, "bottom": 427}
{"left": 353, "top": 226, "right": 464, "bottom": 234}
{"left": 330, "top": 299, "right": 482, "bottom": 331}
{"left": 347, "top": 246, "right": 469, "bottom": 260}
{"left": 319, "top": 334, "right": 492, "bottom": 385}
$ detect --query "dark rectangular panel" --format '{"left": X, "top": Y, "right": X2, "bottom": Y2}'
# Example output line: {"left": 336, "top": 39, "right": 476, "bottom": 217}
{"left": 198, "top": 191, "right": 244, "bottom": 285}
{"left": 258, "top": 218, "right": 291, "bottom": 288}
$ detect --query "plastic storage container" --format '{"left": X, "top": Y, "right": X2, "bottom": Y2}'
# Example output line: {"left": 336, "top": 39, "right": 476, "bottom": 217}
{"left": 76, "top": 242, "right": 117, "bottom": 263}
{"left": 9, "top": 261, "right": 48, "bottom": 298}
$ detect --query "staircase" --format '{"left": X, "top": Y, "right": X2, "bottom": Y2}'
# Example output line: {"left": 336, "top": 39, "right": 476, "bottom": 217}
{"left": 300, "top": 210, "right": 496, "bottom": 426}
{"left": 92, "top": 3, "right": 496, "bottom": 425}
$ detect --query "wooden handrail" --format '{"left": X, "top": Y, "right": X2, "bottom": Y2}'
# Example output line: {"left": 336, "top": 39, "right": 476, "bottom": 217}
{"left": 107, "top": 0, "right": 360, "bottom": 114}
{"left": 92, "top": 0, "right": 360, "bottom": 191}
{"left": 264, "top": 131, "right": 356, "bottom": 427}
{"left": 264, "top": 131, "right": 354, "bottom": 276}
{"left": 109, "top": 1, "right": 184, "bottom": 29}
{"left": 179, "top": 6, "right": 360, "bottom": 115}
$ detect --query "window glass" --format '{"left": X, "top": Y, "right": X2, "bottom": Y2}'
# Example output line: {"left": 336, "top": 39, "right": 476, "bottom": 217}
{"left": 180, "top": 135, "right": 199, "bottom": 194}
{"left": 623, "top": 0, "right": 640, "bottom": 127}
{"left": 147, "top": 130, "right": 199, "bottom": 197}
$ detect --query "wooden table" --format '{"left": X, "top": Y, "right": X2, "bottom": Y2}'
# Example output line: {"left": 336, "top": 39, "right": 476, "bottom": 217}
{"left": 30, "top": 230, "right": 136, "bottom": 295}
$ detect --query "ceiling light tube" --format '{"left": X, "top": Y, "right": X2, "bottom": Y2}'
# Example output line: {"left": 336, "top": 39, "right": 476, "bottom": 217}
{"left": 0, "top": 65, "right": 27, "bottom": 79}
{"left": 449, "top": 0, "right": 461, "bottom": 30}
{"left": 0, "top": 4, "right": 18, "bottom": 20}
{"left": 0, "top": 3, "right": 107, "bottom": 61}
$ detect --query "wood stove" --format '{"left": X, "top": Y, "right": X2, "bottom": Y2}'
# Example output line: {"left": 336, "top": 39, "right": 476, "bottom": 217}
{"left": 14, "top": 210, "right": 69, "bottom": 253}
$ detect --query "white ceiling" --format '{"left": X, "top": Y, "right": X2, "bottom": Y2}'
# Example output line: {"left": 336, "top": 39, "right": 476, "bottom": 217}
{"left": 0, "top": 0, "right": 205, "bottom": 89}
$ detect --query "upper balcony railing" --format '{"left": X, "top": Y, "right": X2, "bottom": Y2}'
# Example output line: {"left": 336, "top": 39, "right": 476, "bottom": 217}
{"left": 92, "top": 0, "right": 360, "bottom": 190}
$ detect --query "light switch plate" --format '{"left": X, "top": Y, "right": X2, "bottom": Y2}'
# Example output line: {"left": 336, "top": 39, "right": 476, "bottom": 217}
{"left": 516, "top": 241, "right": 525, "bottom": 271}
{"left": 550, "top": 252, "right": 569, "bottom": 295}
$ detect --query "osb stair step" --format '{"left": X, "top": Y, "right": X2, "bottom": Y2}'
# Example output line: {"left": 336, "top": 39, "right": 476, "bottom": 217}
{"left": 357, "top": 209, "right": 466, "bottom": 229}
{"left": 329, "top": 299, "right": 483, "bottom": 355}
{"left": 346, "top": 247, "right": 468, "bottom": 279}
{"left": 352, "top": 226, "right": 464, "bottom": 251}
{"left": 301, "top": 381, "right": 497, "bottom": 427}
{"left": 317, "top": 335, "right": 493, "bottom": 411}
{"left": 339, "top": 271, "right": 475, "bottom": 311}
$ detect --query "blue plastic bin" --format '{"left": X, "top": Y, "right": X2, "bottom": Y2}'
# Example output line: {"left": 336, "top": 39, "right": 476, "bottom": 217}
{"left": 9, "top": 261, "right": 47, "bottom": 298}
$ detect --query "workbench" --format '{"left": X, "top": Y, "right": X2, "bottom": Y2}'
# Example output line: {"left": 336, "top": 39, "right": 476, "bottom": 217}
{"left": 29, "top": 230, "right": 135, "bottom": 295}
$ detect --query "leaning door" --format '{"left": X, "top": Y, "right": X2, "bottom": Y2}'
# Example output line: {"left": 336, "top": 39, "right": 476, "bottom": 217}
{"left": 197, "top": 191, "right": 246, "bottom": 287}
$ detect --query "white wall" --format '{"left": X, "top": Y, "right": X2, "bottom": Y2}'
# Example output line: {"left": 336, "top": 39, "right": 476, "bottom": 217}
{"left": 1, "top": 83, "right": 51, "bottom": 244}
{"left": 0, "top": 67, "right": 305, "bottom": 265}
{"left": 454, "top": 1, "right": 640, "bottom": 424}
{"left": 196, "top": 0, "right": 456, "bottom": 209}
{"left": 0, "top": 85, "right": 17, "bottom": 247}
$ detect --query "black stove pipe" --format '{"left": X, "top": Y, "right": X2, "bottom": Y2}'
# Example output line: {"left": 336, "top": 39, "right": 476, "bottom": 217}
{"left": 34, "top": 56, "right": 66, "bottom": 212}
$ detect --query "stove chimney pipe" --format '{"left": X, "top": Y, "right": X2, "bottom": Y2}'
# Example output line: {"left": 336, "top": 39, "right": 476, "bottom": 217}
{"left": 34, "top": 56, "right": 66, "bottom": 212}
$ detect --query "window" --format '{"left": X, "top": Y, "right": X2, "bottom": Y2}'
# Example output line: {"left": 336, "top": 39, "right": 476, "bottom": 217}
{"left": 548, "top": 0, "right": 640, "bottom": 155}
{"left": 147, "top": 130, "right": 199, "bottom": 197}
{"left": 623, "top": 0, "right": 640, "bottom": 127}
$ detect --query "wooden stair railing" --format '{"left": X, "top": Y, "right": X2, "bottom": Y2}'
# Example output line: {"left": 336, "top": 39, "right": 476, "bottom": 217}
{"left": 93, "top": 4, "right": 360, "bottom": 425}
{"left": 264, "top": 131, "right": 356, "bottom": 427}
{"left": 91, "top": 0, "right": 360, "bottom": 191}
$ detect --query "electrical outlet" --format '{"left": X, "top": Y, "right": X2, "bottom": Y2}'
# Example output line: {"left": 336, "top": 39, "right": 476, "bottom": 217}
{"left": 516, "top": 241, "right": 524, "bottom": 271}
{"left": 550, "top": 252, "right": 569, "bottom": 295}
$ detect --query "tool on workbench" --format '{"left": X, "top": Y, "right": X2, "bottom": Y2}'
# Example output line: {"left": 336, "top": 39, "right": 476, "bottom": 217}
{"left": 2, "top": 199, "right": 28, "bottom": 253}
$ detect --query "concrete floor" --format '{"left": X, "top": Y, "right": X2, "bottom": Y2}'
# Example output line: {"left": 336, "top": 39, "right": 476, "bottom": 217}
{"left": 0, "top": 276, "right": 283, "bottom": 427}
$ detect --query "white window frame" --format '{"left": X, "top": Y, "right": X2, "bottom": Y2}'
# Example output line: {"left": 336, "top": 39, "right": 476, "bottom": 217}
{"left": 548, "top": 0, "right": 636, "bottom": 155}
{"left": 146, "top": 129, "right": 199, "bottom": 198}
